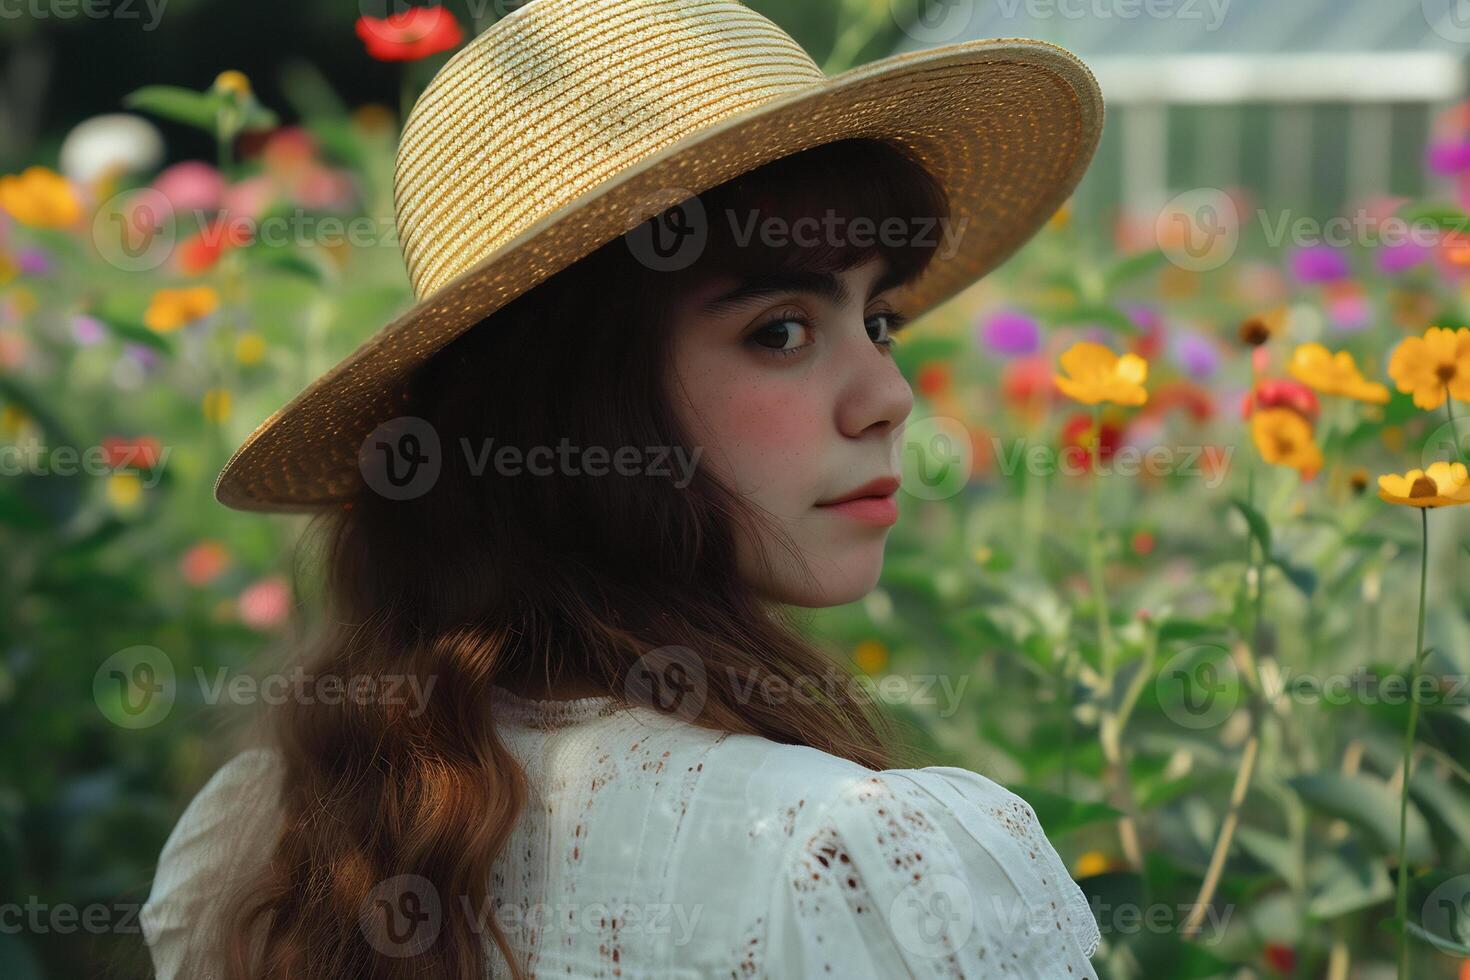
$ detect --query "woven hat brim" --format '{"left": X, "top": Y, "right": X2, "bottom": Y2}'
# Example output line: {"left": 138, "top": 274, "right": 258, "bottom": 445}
{"left": 215, "top": 38, "right": 1103, "bottom": 513}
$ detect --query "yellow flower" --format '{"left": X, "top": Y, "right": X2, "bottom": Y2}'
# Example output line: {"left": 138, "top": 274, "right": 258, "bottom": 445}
{"left": 1075, "top": 851, "right": 1121, "bottom": 878}
{"left": 1054, "top": 342, "right": 1148, "bottom": 406}
{"left": 1289, "top": 342, "right": 1390, "bottom": 404}
{"left": 1251, "top": 407, "right": 1323, "bottom": 479}
{"left": 212, "top": 70, "right": 252, "bottom": 99}
{"left": 852, "top": 640, "right": 888, "bottom": 675}
{"left": 0, "top": 166, "right": 81, "bottom": 228}
{"left": 144, "top": 286, "right": 219, "bottom": 332}
{"left": 1378, "top": 460, "right": 1470, "bottom": 508}
{"left": 1047, "top": 202, "right": 1071, "bottom": 231}
{"left": 1387, "top": 326, "right": 1470, "bottom": 410}
{"left": 106, "top": 472, "right": 142, "bottom": 511}
{"left": 234, "top": 331, "right": 267, "bottom": 365}
{"left": 202, "top": 387, "right": 232, "bottom": 422}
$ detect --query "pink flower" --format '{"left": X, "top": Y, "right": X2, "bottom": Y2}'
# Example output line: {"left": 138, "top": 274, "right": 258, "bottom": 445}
{"left": 239, "top": 575, "right": 291, "bottom": 629}
{"left": 152, "top": 161, "right": 224, "bottom": 215}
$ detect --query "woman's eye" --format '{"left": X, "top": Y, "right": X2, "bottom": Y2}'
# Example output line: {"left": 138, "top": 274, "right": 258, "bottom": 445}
{"left": 867, "top": 311, "right": 909, "bottom": 347}
{"left": 749, "top": 313, "right": 813, "bottom": 357}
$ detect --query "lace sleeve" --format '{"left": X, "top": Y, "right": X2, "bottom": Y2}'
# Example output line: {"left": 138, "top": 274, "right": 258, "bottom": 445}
{"left": 765, "top": 765, "right": 1100, "bottom": 978}
{"left": 140, "top": 748, "right": 283, "bottom": 980}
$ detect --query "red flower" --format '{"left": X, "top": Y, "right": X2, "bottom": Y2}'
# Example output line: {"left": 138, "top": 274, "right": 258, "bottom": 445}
{"left": 1130, "top": 529, "right": 1156, "bottom": 555}
{"left": 1263, "top": 943, "right": 1295, "bottom": 975}
{"left": 1059, "top": 412, "right": 1123, "bottom": 473}
{"left": 1242, "top": 378, "right": 1319, "bottom": 423}
{"left": 356, "top": 5, "right": 464, "bottom": 62}
{"left": 101, "top": 435, "right": 162, "bottom": 470}
{"left": 916, "top": 361, "right": 951, "bottom": 398}
{"left": 176, "top": 215, "right": 254, "bottom": 275}
{"left": 1002, "top": 355, "right": 1053, "bottom": 417}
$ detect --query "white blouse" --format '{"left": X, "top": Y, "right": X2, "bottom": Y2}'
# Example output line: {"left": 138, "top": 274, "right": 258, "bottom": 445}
{"left": 142, "top": 686, "right": 1101, "bottom": 978}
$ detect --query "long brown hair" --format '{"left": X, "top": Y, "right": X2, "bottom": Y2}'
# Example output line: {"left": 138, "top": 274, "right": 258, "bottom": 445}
{"left": 217, "top": 137, "right": 950, "bottom": 979}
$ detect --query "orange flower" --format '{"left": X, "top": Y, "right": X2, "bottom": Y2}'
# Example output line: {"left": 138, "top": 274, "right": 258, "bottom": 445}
{"left": 1054, "top": 342, "right": 1148, "bottom": 406}
{"left": 1388, "top": 326, "right": 1470, "bottom": 410}
{"left": 0, "top": 166, "right": 81, "bottom": 228}
{"left": 1288, "top": 342, "right": 1390, "bottom": 404}
{"left": 1377, "top": 461, "right": 1470, "bottom": 508}
{"left": 1250, "top": 407, "right": 1322, "bottom": 480}
{"left": 144, "top": 286, "right": 218, "bottom": 332}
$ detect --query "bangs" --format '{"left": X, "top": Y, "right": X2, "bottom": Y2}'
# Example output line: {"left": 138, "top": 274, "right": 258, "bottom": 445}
{"left": 665, "top": 138, "right": 951, "bottom": 302}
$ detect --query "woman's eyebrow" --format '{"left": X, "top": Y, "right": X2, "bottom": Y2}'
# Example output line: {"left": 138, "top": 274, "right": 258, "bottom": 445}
{"left": 699, "top": 263, "right": 907, "bottom": 316}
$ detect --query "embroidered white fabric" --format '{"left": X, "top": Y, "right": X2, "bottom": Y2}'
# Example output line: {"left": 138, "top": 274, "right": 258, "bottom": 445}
{"left": 142, "top": 687, "right": 1101, "bottom": 978}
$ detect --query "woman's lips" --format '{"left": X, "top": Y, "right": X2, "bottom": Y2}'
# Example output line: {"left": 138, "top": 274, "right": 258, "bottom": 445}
{"left": 814, "top": 493, "right": 898, "bottom": 526}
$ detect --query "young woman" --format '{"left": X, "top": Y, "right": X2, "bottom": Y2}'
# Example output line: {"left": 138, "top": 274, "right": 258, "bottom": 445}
{"left": 142, "top": 2, "right": 1104, "bottom": 977}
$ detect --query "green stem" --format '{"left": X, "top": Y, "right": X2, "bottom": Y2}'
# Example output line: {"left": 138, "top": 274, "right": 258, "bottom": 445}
{"left": 1447, "top": 387, "right": 1465, "bottom": 463}
{"left": 1395, "top": 506, "right": 1429, "bottom": 980}
{"left": 1086, "top": 403, "right": 1113, "bottom": 677}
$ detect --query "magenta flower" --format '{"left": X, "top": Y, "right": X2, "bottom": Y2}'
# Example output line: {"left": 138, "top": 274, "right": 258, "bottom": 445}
{"left": 1427, "top": 139, "right": 1470, "bottom": 176}
{"left": 1378, "top": 240, "right": 1431, "bottom": 275}
{"left": 17, "top": 248, "right": 51, "bottom": 276}
{"left": 1289, "top": 244, "right": 1349, "bottom": 283}
{"left": 977, "top": 309, "right": 1040, "bottom": 356}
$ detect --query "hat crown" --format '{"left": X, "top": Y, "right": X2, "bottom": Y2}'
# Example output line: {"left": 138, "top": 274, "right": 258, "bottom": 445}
{"left": 392, "top": 0, "right": 824, "bottom": 301}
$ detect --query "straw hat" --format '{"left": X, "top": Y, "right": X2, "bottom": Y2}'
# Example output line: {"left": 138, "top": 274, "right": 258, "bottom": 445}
{"left": 215, "top": 0, "right": 1103, "bottom": 512}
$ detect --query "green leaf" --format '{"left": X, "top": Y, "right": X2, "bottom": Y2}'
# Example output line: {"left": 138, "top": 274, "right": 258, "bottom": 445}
{"left": 1235, "top": 826, "right": 1299, "bottom": 887}
{"left": 1230, "top": 497, "right": 1271, "bottom": 551}
{"left": 1272, "top": 556, "right": 1317, "bottom": 597}
{"left": 1397, "top": 201, "right": 1470, "bottom": 235}
{"left": 1103, "top": 248, "right": 1167, "bottom": 291}
{"left": 1306, "top": 840, "right": 1393, "bottom": 918}
{"left": 123, "top": 85, "right": 226, "bottom": 132}
{"left": 94, "top": 312, "right": 174, "bottom": 354}
{"left": 1009, "top": 784, "right": 1121, "bottom": 836}
{"left": 1047, "top": 303, "right": 1140, "bottom": 335}
{"left": 1404, "top": 920, "right": 1470, "bottom": 956}
{"left": 1157, "top": 618, "right": 1228, "bottom": 644}
{"left": 1288, "top": 773, "right": 1435, "bottom": 864}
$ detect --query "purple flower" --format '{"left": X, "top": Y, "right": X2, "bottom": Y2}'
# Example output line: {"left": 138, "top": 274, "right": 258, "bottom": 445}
{"left": 71, "top": 314, "right": 106, "bottom": 345}
{"left": 124, "top": 343, "right": 161, "bottom": 372}
{"left": 1170, "top": 331, "right": 1219, "bottom": 379}
{"left": 1123, "top": 303, "right": 1162, "bottom": 334}
{"left": 17, "top": 248, "right": 51, "bottom": 276}
{"left": 1289, "top": 244, "right": 1349, "bottom": 284}
{"left": 1427, "top": 139, "right": 1470, "bottom": 176}
{"left": 977, "top": 309, "right": 1039, "bottom": 356}
{"left": 1378, "top": 240, "right": 1431, "bottom": 275}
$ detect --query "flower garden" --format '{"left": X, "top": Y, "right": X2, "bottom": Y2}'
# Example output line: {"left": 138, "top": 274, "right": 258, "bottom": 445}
{"left": 1, "top": 5, "right": 1469, "bottom": 979}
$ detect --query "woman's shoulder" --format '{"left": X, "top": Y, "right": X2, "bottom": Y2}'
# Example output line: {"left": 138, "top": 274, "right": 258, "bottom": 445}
{"left": 141, "top": 747, "right": 285, "bottom": 979}
{"left": 693, "top": 737, "right": 1102, "bottom": 979}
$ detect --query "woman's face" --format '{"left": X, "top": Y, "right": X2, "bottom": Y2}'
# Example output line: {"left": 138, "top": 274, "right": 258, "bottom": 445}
{"left": 665, "top": 254, "right": 915, "bottom": 607}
